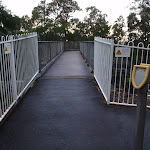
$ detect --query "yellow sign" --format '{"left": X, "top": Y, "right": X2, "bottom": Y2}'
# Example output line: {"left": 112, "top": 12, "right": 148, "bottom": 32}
{"left": 116, "top": 50, "right": 121, "bottom": 55}
{"left": 5, "top": 47, "right": 8, "bottom": 52}
{"left": 115, "top": 47, "right": 130, "bottom": 57}
{"left": 132, "top": 65, "right": 149, "bottom": 89}
{"left": 4, "top": 43, "right": 11, "bottom": 54}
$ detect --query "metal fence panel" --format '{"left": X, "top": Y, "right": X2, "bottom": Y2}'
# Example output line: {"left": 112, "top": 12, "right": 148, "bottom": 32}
{"left": 38, "top": 41, "right": 64, "bottom": 70}
{"left": 110, "top": 41, "right": 150, "bottom": 107}
{"left": 80, "top": 41, "right": 94, "bottom": 69}
{"left": 94, "top": 37, "right": 114, "bottom": 104}
{"left": 0, "top": 33, "right": 39, "bottom": 121}
{"left": 64, "top": 41, "right": 80, "bottom": 51}
{"left": 94, "top": 37, "right": 150, "bottom": 107}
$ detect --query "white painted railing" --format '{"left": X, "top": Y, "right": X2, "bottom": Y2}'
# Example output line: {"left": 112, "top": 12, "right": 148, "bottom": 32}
{"left": 111, "top": 41, "right": 150, "bottom": 107}
{"left": 94, "top": 37, "right": 114, "bottom": 104}
{"left": 0, "top": 33, "right": 39, "bottom": 121}
{"left": 94, "top": 37, "right": 150, "bottom": 107}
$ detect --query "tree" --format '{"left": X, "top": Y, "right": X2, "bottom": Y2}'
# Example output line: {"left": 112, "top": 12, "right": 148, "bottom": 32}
{"left": 75, "top": 21, "right": 88, "bottom": 41}
{"left": 31, "top": 0, "right": 81, "bottom": 41}
{"left": 83, "top": 6, "right": 110, "bottom": 40}
{"left": 21, "top": 15, "right": 33, "bottom": 32}
{"left": 30, "top": 1, "right": 112, "bottom": 41}
{"left": 46, "top": 0, "right": 81, "bottom": 41}
{"left": 127, "top": 12, "right": 139, "bottom": 41}
{"left": 0, "top": 4, "right": 21, "bottom": 36}
{"left": 67, "top": 18, "right": 82, "bottom": 41}
{"left": 143, "top": 0, "right": 150, "bottom": 7}
{"left": 112, "top": 15, "right": 125, "bottom": 41}
{"left": 127, "top": 0, "right": 150, "bottom": 45}
{"left": 31, "top": 0, "right": 54, "bottom": 40}
{"left": 139, "top": 4, "right": 150, "bottom": 45}
{"left": 31, "top": 0, "right": 46, "bottom": 27}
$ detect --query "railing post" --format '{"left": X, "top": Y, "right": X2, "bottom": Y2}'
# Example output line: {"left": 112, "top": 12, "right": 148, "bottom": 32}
{"left": 0, "top": 62, "right": 2, "bottom": 116}
{"left": 132, "top": 64, "right": 150, "bottom": 150}
{"left": 107, "top": 38, "right": 114, "bottom": 104}
{"left": 9, "top": 36, "right": 17, "bottom": 101}
{"left": 35, "top": 34, "right": 39, "bottom": 72}
{"left": 134, "top": 81, "right": 148, "bottom": 150}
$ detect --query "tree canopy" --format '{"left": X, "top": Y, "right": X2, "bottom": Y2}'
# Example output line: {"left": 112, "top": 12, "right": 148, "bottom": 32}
{"left": 112, "top": 15, "right": 125, "bottom": 41}
{"left": 0, "top": 3, "right": 21, "bottom": 36}
{"left": 1, "top": 0, "right": 149, "bottom": 44}
{"left": 83, "top": 6, "right": 110, "bottom": 40}
{"left": 127, "top": 0, "right": 150, "bottom": 45}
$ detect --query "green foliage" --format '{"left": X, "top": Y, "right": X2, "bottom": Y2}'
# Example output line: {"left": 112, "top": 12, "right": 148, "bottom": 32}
{"left": 0, "top": 4, "right": 21, "bottom": 36}
{"left": 0, "top": 0, "right": 129, "bottom": 41}
{"left": 127, "top": 0, "right": 150, "bottom": 45}
{"left": 112, "top": 15, "right": 125, "bottom": 41}
{"left": 46, "top": 0, "right": 81, "bottom": 41}
{"left": 21, "top": 15, "right": 33, "bottom": 32}
{"left": 31, "top": 1, "right": 45, "bottom": 26}
{"left": 83, "top": 6, "right": 110, "bottom": 40}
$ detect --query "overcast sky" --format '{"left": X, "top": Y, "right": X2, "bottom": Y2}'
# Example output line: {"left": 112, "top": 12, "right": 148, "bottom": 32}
{"left": 2, "top": 0, "right": 134, "bottom": 24}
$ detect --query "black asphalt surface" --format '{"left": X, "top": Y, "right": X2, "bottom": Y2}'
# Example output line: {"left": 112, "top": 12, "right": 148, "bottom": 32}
{"left": 0, "top": 51, "right": 150, "bottom": 150}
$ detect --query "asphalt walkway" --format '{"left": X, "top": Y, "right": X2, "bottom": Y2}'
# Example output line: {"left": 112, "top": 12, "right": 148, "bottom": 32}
{"left": 43, "top": 51, "right": 91, "bottom": 77}
{"left": 0, "top": 51, "right": 150, "bottom": 150}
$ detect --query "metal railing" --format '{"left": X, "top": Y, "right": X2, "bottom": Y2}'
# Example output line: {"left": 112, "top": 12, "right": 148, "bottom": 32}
{"left": 2, "top": 35, "right": 148, "bottom": 123}
{"left": 94, "top": 37, "right": 114, "bottom": 104}
{"left": 64, "top": 41, "right": 80, "bottom": 51}
{"left": 0, "top": 33, "right": 39, "bottom": 121}
{"left": 38, "top": 41, "right": 64, "bottom": 71}
{"left": 111, "top": 41, "right": 150, "bottom": 107}
{"left": 80, "top": 41, "right": 94, "bottom": 70}
{"left": 94, "top": 37, "right": 150, "bottom": 107}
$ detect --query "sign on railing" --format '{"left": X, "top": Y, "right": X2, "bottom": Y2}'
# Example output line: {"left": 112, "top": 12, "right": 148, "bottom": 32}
{"left": 115, "top": 47, "right": 130, "bottom": 57}
{"left": 0, "top": 33, "right": 39, "bottom": 122}
{"left": 95, "top": 37, "right": 150, "bottom": 107}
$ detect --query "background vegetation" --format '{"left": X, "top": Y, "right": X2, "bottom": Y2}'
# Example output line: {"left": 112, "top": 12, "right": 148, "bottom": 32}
{"left": 0, "top": 0, "right": 150, "bottom": 44}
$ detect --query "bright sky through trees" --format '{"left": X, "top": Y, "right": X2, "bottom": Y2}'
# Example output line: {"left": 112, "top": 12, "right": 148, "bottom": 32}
{"left": 2, "top": 0, "right": 133, "bottom": 24}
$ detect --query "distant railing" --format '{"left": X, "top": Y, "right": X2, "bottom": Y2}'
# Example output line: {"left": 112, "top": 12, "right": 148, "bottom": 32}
{"left": 80, "top": 41, "right": 94, "bottom": 70}
{"left": 64, "top": 41, "right": 80, "bottom": 51}
{"left": 0, "top": 33, "right": 39, "bottom": 122}
{"left": 38, "top": 41, "right": 64, "bottom": 71}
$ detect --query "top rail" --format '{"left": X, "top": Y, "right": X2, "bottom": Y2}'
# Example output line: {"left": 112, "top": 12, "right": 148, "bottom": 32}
{"left": 0, "top": 33, "right": 37, "bottom": 44}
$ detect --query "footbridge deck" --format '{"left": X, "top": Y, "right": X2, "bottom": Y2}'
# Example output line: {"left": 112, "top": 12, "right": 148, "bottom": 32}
{"left": 0, "top": 51, "right": 150, "bottom": 150}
